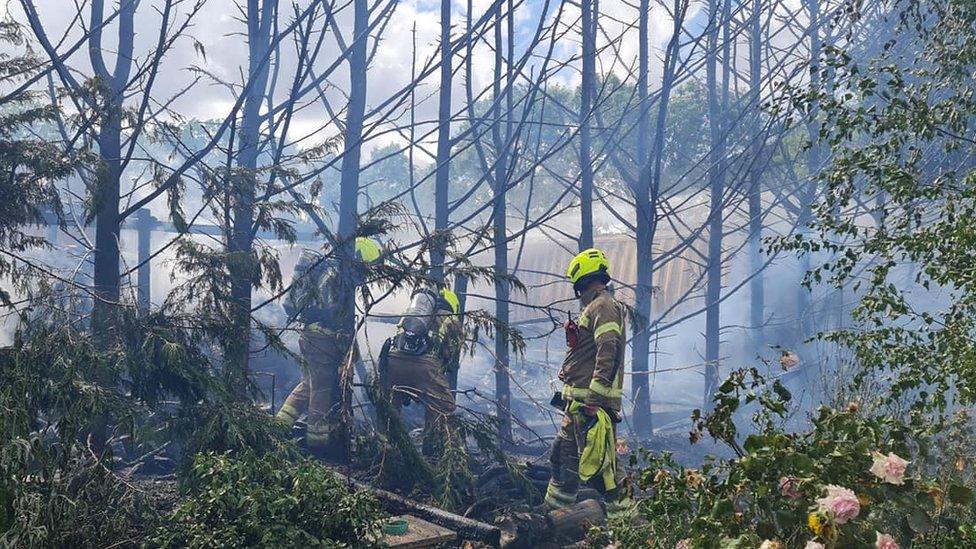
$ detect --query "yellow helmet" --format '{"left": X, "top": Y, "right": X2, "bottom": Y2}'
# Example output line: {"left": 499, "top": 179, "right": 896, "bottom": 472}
{"left": 355, "top": 237, "right": 382, "bottom": 263}
{"left": 440, "top": 287, "right": 460, "bottom": 314}
{"left": 566, "top": 248, "right": 611, "bottom": 285}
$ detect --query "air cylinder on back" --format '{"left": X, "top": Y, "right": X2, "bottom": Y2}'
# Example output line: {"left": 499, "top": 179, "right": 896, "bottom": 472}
{"left": 400, "top": 290, "right": 437, "bottom": 336}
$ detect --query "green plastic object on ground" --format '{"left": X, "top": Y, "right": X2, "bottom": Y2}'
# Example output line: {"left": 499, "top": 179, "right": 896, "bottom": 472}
{"left": 383, "top": 518, "right": 409, "bottom": 536}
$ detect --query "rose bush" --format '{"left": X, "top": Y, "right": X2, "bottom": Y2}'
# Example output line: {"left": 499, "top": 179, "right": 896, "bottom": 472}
{"left": 588, "top": 369, "right": 976, "bottom": 548}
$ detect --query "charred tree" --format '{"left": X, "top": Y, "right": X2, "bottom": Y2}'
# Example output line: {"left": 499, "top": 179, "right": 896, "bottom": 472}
{"left": 578, "top": 0, "right": 596, "bottom": 250}
{"left": 747, "top": 0, "right": 765, "bottom": 349}
{"left": 491, "top": 0, "right": 513, "bottom": 442}
{"left": 630, "top": 0, "right": 654, "bottom": 437}
{"left": 431, "top": 0, "right": 453, "bottom": 282}
{"left": 331, "top": 0, "right": 370, "bottom": 462}
{"left": 703, "top": 0, "right": 727, "bottom": 407}
{"left": 798, "top": 0, "right": 822, "bottom": 340}
{"left": 226, "top": 0, "right": 276, "bottom": 385}
{"left": 86, "top": 0, "right": 137, "bottom": 345}
{"left": 632, "top": 0, "right": 688, "bottom": 435}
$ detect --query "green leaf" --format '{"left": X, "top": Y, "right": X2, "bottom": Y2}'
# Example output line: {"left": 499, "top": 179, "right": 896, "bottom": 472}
{"left": 743, "top": 434, "right": 767, "bottom": 454}
{"left": 907, "top": 507, "right": 933, "bottom": 533}
{"left": 948, "top": 484, "right": 974, "bottom": 505}
{"left": 719, "top": 534, "right": 759, "bottom": 548}
{"left": 772, "top": 379, "right": 792, "bottom": 402}
{"left": 786, "top": 453, "right": 814, "bottom": 473}
{"left": 719, "top": 378, "right": 735, "bottom": 393}
{"left": 709, "top": 498, "right": 734, "bottom": 520}
{"left": 775, "top": 508, "right": 798, "bottom": 530}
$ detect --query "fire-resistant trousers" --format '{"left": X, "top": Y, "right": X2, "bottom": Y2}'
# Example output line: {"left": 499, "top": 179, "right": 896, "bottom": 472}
{"left": 545, "top": 404, "right": 633, "bottom": 519}
{"left": 380, "top": 350, "right": 456, "bottom": 451}
{"left": 275, "top": 325, "right": 355, "bottom": 452}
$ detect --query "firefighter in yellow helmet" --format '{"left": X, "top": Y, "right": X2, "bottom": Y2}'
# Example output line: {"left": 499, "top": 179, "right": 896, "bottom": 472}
{"left": 545, "top": 248, "right": 634, "bottom": 519}
{"left": 379, "top": 286, "right": 464, "bottom": 455}
{"left": 277, "top": 236, "right": 382, "bottom": 456}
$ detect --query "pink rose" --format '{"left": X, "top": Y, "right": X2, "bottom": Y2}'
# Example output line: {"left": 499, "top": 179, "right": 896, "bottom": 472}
{"left": 779, "top": 351, "right": 799, "bottom": 370}
{"left": 816, "top": 484, "right": 860, "bottom": 524}
{"left": 870, "top": 451, "right": 909, "bottom": 485}
{"left": 875, "top": 532, "right": 899, "bottom": 549}
{"left": 616, "top": 438, "right": 629, "bottom": 455}
{"left": 779, "top": 476, "right": 802, "bottom": 500}
{"left": 804, "top": 542, "right": 825, "bottom": 549}
{"left": 675, "top": 539, "right": 691, "bottom": 549}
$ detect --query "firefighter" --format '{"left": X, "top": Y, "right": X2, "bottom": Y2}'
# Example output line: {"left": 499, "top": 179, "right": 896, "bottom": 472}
{"left": 544, "top": 248, "right": 634, "bottom": 519}
{"left": 276, "top": 236, "right": 382, "bottom": 455}
{"left": 379, "top": 286, "right": 463, "bottom": 454}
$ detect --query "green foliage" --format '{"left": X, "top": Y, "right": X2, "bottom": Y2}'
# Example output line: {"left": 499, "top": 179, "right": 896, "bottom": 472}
{"left": 0, "top": 304, "right": 304, "bottom": 545}
{"left": 0, "top": 306, "right": 288, "bottom": 455}
{"left": 0, "top": 436, "right": 155, "bottom": 548}
{"left": 455, "top": 413, "right": 540, "bottom": 507}
{"left": 149, "top": 451, "right": 383, "bottom": 548}
{"left": 428, "top": 419, "right": 476, "bottom": 512}
{"left": 0, "top": 317, "right": 175, "bottom": 547}
{"left": 174, "top": 400, "right": 295, "bottom": 471}
{"left": 363, "top": 378, "right": 539, "bottom": 514}
{"left": 595, "top": 79, "right": 712, "bottom": 194}
{"left": 0, "top": 20, "right": 81, "bottom": 306}
{"left": 593, "top": 369, "right": 976, "bottom": 548}
{"left": 363, "top": 377, "right": 437, "bottom": 493}
{"left": 772, "top": 0, "right": 976, "bottom": 417}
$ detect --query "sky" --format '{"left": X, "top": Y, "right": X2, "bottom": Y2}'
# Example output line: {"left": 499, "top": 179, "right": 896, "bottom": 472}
{"left": 5, "top": 0, "right": 704, "bottom": 154}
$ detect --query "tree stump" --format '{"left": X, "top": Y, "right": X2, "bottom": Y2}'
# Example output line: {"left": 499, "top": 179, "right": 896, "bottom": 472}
{"left": 546, "top": 499, "right": 605, "bottom": 540}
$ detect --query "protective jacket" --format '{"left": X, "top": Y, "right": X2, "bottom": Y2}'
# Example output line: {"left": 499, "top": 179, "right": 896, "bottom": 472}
{"left": 284, "top": 250, "right": 357, "bottom": 331}
{"left": 559, "top": 285, "right": 626, "bottom": 411}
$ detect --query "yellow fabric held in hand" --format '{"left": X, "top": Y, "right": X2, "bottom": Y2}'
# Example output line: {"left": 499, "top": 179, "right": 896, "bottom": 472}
{"left": 569, "top": 401, "right": 618, "bottom": 491}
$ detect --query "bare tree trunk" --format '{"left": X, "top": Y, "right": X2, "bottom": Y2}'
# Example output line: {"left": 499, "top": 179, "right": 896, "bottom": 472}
{"left": 630, "top": 0, "right": 653, "bottom": 437}
{"left": 448, "top": 274, "right": 468, "bottom": 390}
{"left": 748, "top": 0, "right": 765, "bottom": 350}
{"left": 798, "top": 0, "right": 821, "bottom": 339}
{"left": 87, "top": 0, "right": 136, "bottom": 452}
{"left": 227, "top": 0, "right": 275, "bottom": 386}
{"left": 451, "top": 0, "right": 478, "bottom": 395}
{"left": 633, "top": 0, "right": 686, "bottom": 434}
{"left": 89, "top": 0, "right": 136, "bottom": 346}
{"left": 91, "top": 102, "right": 123, "bottom": 342}
{"left": 492, "top": 1, "right": 512, "bottom": 442}
{"left": 578, "top": 0, "right": 596, "bottom": 250}
{"left": 332, "top": 0, "right": 370, "bottom": 463}
{"left": 704, "top": 0, "right": 726, "bottom": 407}
{"left": 431, "top": 0, "right": 453, "bottom": 282}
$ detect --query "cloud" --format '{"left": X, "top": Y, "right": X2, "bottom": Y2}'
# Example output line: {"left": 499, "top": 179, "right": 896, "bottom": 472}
{"left": 10, "top": 0, "right": 705, "bottom": 159}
